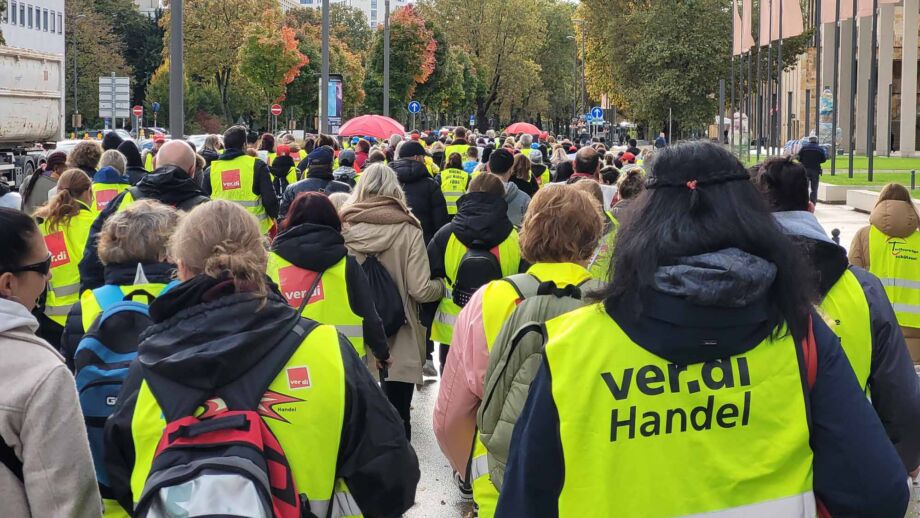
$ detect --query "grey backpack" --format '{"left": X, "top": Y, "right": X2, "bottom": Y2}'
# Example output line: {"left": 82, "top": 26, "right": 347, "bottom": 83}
{"left": 477, "top": 273, "right": 602, "bottom": 489}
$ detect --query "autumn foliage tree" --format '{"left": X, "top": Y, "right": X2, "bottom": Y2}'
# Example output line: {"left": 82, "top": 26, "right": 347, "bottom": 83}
{"left": 239, "top": 10, "right": 309, "bottom": 104}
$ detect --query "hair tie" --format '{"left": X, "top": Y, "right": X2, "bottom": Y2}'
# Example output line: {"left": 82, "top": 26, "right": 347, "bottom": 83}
{"left": 686, "top": 180, "right": 698, "bottom": 191}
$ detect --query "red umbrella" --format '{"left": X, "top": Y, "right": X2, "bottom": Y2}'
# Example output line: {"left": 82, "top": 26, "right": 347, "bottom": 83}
{"left": 337, "top": 115, "right": 406, "bottom": 140}
{"left": 504, "top": 122, "right": 542, "bottom": 135}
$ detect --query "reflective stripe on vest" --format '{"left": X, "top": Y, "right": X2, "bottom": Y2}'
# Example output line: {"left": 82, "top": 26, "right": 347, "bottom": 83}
{"left": 267, "top": 254, "right": 366, "bottom": 358}
{"left": 39, "top": 205, "right": 95, "bottom": 325}
{"left": 818, "top": 269, "right": 872, "bottom": 391}
{"left": 430, "top": 231, "right": 520, "bottom": 344}
{"left": 543, "top": 303, "right": 814, "bottom": 516}
{"left": 470, "top": 262, "right": 593, "bottom": 517}
{"left": 129, "top": 324, "right": 360, "bottom": 516}
{"left": 868, "top": 225, "right": 920, "bottom": 327}
{"left": 440, "top": 169, "right": 469, "bottom": 215}
{"left": 92, "top": 182, "right": 130, "bottom": 212}
{"left": 209, "top": 154, "right": 273, "bottom": 233}
{"left": 80, "top": 282, "right": 172, "bottom": 332}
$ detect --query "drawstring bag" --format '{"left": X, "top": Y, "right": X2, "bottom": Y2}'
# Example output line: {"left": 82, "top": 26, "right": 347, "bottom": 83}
{"left": 361, "top": 254, "right": 407, "bottom": 337}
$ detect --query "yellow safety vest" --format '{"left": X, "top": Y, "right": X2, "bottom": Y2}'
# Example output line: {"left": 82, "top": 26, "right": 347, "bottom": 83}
{"left": 209, "top": 154, "right": 273, "bottom": 234}
{"left": 868, "top": 226, "right": 920, "bottom": 328}
{"left": 425, "top": 157, "right": 439, "bottom": 176}
{"left": 472, "top": 262, "right": 593, "bottom": 518}
{"left": 38, "top": 203, "right": 95, "bottom": 324}
{"left": 127, "top": 324, "right": 361, "bottom": 518}
{"left": 266, "top": 254, "right": 366, "bottom": 359}
{"left": 439, "top": 169, "right": 470, "bottom": 215}
{"left": 587, "top": 211, "right": 619, "bottom": 281}
{"left": 92, "top": 181, "right": 131, "bottom": 212}
{"left": 818, "top": 269, "right": 872, "bottom": 391}
{"left": 444, "top": 144, "right": 470, "bottom": 163}
{"left": 144, "top": 152, "right": 155, "bottom": 172}
{"left": 79, "top": 282, "right": 173, "bottom": 332}
{"left": 266, "top": 152, "right": 276, "bottom": 167}
{"left": 285, "top": 166, "right": 299, "bottom": 186}
{"left": 533, "top": 167, "right": 550, "bottom": 188}
{"left": 431, "top": 231, "right": 521, "bottom": 345}
{"left": 543, "top": 303, "right": 815, "bottom": 516}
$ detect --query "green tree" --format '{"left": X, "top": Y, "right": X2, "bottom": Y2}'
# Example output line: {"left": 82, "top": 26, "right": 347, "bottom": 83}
{"left": 330, "top": 4, "right": 372, "bottom": 56}
{"left": 144, "top": 59, "right": 224, "bottom": 133}
{"left": 93, "top": 0, "right": 164, "bottom": 104}
{"left": 536, "top": 0, "right": 578, "bottom": 131}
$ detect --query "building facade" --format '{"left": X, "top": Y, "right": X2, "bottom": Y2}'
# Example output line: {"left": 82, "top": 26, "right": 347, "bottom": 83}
{"left": 1, "top": 0, "right": 66, "bottom": 55}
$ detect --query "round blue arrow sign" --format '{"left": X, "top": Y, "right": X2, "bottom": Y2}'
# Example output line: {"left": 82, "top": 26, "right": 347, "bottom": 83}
{"left": 408, "top": 101, "right": 421, "bottom": 114}
{"left": 591, "top": 106, "right": 603, "bottom": 119}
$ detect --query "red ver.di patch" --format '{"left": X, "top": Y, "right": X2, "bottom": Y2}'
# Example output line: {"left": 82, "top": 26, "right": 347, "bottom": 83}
{"left": 95, "top": 189, "right": 118, "bottom": 211}
{"left": 287, "top": 366, "right": 311, "bottom": 390}
{"left": 278, "top": 265, "right": 325, "bottom": 307}
{"left": 221, "top": 169, "right": 242, "bottom": 190}
{"left": 45, "top": 231, "right": 69, "bottom": 268}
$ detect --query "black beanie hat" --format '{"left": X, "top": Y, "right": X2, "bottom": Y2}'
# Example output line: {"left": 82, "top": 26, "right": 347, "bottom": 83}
{"left": 488, "top": 149, "right": 514, "bottom": 174}
{"left": 117, "top": 140, "right": 143, "bottom": 168}
{"left": 102, "top": 131, "right": 124, "bottom": 151}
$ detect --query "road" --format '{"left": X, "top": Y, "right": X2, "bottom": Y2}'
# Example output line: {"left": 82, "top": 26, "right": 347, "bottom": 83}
{"left": 404, "top": 203, "right": 920, "bottom": 517}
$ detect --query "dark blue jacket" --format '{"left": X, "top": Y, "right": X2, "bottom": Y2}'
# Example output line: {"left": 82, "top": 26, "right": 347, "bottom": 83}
{"left": 797, "top": 141, "right": 828, "bottom": 172}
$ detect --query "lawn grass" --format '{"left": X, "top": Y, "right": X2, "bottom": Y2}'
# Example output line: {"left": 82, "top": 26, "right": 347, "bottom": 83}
{"left": 741, "top": 153, "right": 920, "bottom": 172}
{"left": 820, "top": 171, "right": 920, "bottom": 198}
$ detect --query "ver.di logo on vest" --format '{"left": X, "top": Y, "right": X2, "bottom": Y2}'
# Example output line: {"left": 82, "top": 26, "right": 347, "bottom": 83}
{"left": 887, "top": 238, "right": 919, "bottom": 260}
{"left": 278, "top": 265, "right": 325, "bottom": 307}
{"left": 45, "top": 231, "right": 70, "bottom": 268}
{"left": 602, "top": 357, "right": 752, "bottom": 441}
{"left": 221, "top": 169, "right": 242, "bottom": 190}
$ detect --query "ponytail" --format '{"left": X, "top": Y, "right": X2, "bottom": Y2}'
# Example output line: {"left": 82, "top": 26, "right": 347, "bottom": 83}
{"left": 19, "top": 167, "right": 45, "bottom": 211}
{"left": 33, "top": 169, "right": 92, "bottom": 232}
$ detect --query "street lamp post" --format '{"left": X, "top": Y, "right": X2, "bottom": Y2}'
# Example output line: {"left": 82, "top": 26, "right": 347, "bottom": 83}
{"left": 383, "top": 0, "right": 391, "bottom": 117}
{"left": 320, "top": 0, "right": 330, "bottom": 133}
{"left": 567, "top": 34, "right": 577, "bottom": 138}
{"left": 70, "top": 14, "right": 85, "bottom": 131}
{"left": 169, "top": 0, "right": 184, "bottom": 139}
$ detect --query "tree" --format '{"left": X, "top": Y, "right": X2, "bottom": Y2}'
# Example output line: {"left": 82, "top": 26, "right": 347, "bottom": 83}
{"left": 162, "top": 0, "right": 267, "bottom": 122}
{"left": 239, "top": 10, "right": 308, "bottom": 104}
{"left": 93, "top": 0, "right": 164, "bottom": 104}
{"left": 65, "top": 0, "right": 132, "bottom": 130}
{"left": 145, "top": 59, "right": 224, "bottom": 133}
{"left": 536, "top": 0, "right": 579, "bottom": 131}
{"left": 330, "top": 4, "right": 372, "bottom": 55}
{"left": 0, "top": 2, "right": 6, "bottom": 45}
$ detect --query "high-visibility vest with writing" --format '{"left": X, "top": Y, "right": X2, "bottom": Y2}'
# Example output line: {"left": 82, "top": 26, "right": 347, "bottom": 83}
{"left": 868, "top": 225, "right": 920, "bottom": 328}
{"left": 92, "top": 181, "right": 131, "bottom": 212}
{"left": 543, "top": 303, "right": 815, "bottom": 516}
{"left": 209, "top": 154, "right": 273, "bottom": 234}
{"left": 38, "top": 203, "right": 95, "bottom": 324}
{"left": 444, "top": 144, "right": 470, "bottom": 164}
{"left": 588, "top": 211, "right": 619, "bottom": 281}
{"left": 440, "top": 169, "right": 470, "bottom": 215}
{"left": 431, "top": 231, "right": 520, "bottom": 345}
{"left": 267, "top": 254, "right": 366, "bottom": 358}
{"left": 818, "top": 268, "right": 873, "bottom": 390}
{"left": 128, "top": 323, "right": 362, "bottom": 518}
{"left": 472, "top": 262, "right": 594, "bottom": 518}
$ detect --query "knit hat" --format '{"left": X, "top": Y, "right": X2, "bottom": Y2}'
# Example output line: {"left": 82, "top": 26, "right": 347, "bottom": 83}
{"left": 488, "top": 149, "right": 514, "bottom": 174}
{"left": 528, "top": 149, "right": 543, "bottom": 165}
{"left": 275, "top": 144, "right": 291, "bottom": 157}
{"left": 339, "top": 149, "right": 356, "bottom": 166}
{"left": 102, "top": 131, "right": 124, "bottom": 151}
{"left": 398, "top": 141, "right": 429, "bottom": 159}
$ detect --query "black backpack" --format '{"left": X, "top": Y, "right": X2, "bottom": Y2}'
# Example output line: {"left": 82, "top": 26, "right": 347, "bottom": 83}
{"left": 452, "top": 248, "right": 503, "bottom": 307}
{"left": 361, "top": 254, "right": 407, "bottom": 337}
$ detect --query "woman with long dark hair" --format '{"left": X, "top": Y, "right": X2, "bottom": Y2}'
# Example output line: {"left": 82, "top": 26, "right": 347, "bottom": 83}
{"left": 497, "top": 141, "right": 910, "bottom": 516}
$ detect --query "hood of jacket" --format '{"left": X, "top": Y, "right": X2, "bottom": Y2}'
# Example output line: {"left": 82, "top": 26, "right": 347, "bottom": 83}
{"left": 0, "top": 297, "right": 39, "bottom": 335}
{"left": 773, "top": 211, "right": 848, "bottom": 297}
{"left": 269, "top": 155, "right": 295, "bottom": 179}
{"left": 103, "top": 261, "right": 176, "bottom": 286}
{"left": 503, "top": 180, "right": 524, "bottom": 204}
{"left": 870, "top": 199, "right": 920, "bottom": 238}
{"left": 135, "top": 165, "right": 208, "bottom": 206}
{"left": 609, "top": 248, "right": 779, "bottom": 365}
{"left": 391, "top": 158, "right": 429, "bottom": 184}
{"left": 272, "top": 223, "right": 347, "bottom": 271}
{"left": 307, "top": 164, "right": 334, "bottom": 181}
{"left": 333, "top": 166, "right": 357, "bottom": 178}
{"left": 140, "top": 274, "right": 299, "bottom": 391}
{"left": 95, "top": 166, "right": 130, "bottom": 185}
{"left": 452, "top": 192, "right": 513, "bottom": 249}
{"left": 218, "top": 148, "right": 247, "bottom": 161}
{"left": 343, "top": 220, "right": 409, "bottom": 256}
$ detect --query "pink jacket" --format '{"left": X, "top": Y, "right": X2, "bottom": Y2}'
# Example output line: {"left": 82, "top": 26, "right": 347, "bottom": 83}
{"left": 433, "top": 288, "right": 490, "bottom": 478}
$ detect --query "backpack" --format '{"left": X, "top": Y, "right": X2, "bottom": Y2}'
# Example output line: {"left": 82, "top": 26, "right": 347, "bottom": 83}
{"left": 452, "top": 248, "right": 503, "bottom": 307}
{"left": 134, "top": 318, "right": 317, "bottom": 518}
{"left": 74, "top": 284, "right": 171, "bottom": 494}
{"left": 361, "top": 254, "right": 407, "bottom": 337}
{"left": 477, "top": 274, "right": 603, "bottom": 490}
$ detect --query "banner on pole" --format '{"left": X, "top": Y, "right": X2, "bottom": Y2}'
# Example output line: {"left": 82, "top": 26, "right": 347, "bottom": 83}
{"left": 759, "top": 0, "right": 804, "bottom": 44}
{"left": 733, "top": 0, "right": 754, "bottom": 55}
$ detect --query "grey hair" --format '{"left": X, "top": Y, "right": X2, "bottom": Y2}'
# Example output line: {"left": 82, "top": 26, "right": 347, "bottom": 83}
{"left": 389, "top": 133, "right": 403, "bottom": 148}
{"left": 350, "top": 163, "right": 408, "bottom": 205}
{"left": 519, "top": 133, "right": 533, "bottom": 147}
{"left": 98, "top": 199, "right": 180, "bottom": 265}
{"left": 99, "top": 150, "right": 127, "bottom": 174}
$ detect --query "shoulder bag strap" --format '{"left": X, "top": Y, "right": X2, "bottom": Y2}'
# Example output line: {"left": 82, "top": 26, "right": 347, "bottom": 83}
{"left": 0, "top": 438, "right": 23, "bottom": 482}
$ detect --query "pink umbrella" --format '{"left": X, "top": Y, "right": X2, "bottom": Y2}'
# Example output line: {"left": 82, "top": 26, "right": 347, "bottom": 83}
{"left": 504, "top": 122, "right": 542, "bottom": 135}
{"left": 337, "top": 115, "right": 406, "bottom": 140}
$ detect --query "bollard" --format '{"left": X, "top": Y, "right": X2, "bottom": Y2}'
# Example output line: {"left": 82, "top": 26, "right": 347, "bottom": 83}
{"left": 831, "top": 228, "right": 841, "bottom": 245}
{"left": 912, "top": 170, "right": 916, "bottom": 191}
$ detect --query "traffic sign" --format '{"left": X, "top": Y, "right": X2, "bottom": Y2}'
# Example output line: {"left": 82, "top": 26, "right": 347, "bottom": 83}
{"left": 132, "top": 105, "right": 143, "bottom": 117}
{"left": 98, "top": 75, "right": 131, "bottom": 119}
{"left": 590, "top": 106, "right": 603, "bottom": 119}
{"left": 270, "top": 104, "right": 283, "bottom": 116}
{"left": 408, "top": 101, "right": 421, "bottom": 114}
{"left": 585, "top": 114, "right": 594, "bottom": 122}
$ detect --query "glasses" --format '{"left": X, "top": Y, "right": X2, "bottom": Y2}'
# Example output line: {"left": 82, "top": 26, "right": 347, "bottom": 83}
{"left": 7, "top": 254, "right": 52, "bottom": 276}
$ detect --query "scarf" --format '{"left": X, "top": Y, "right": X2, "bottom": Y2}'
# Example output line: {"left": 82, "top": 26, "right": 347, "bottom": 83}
{"left": 340, "top": 196, "right": 421, "bottom": 229}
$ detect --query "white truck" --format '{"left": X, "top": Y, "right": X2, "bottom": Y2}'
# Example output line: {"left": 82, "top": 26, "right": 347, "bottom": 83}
{"left": 0, "top": 44, "right": 65, "bottom": 188}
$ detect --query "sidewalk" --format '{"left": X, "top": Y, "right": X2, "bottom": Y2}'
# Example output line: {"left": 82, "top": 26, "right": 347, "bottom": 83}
{"left": 814, "top": 202, "right": 868, "bottom": 253}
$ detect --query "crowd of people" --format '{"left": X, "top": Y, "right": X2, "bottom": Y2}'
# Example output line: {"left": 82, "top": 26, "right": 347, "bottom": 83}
{"left": 1, "top": 123, "right": 919, "bottom": 517}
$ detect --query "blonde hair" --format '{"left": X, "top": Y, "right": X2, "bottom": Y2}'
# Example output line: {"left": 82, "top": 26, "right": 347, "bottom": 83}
{"left": 99, "top": 200, "right": 179, "bottom": 266}
{"left": 519, "top": 186, "right": 603, "bottom": 263}
{"left": 328, "top": 192, "right": 350, "bottom": 211}
{"left": 550, "top": 146, "right": 569, "bottom": 166}
{"left": 203, "top": 135, "right": 222, "bottom": 152}
{"left": 350, "top": 163, "right": 408, "bottom": 206}
{"left": 99, "top": 150, "right": 127, "bottom": 174}
{"left": 33, "top": 169, "right": 92, "bottom": 231}
{"left": 569, "top": 179, "right": 605, "bottom": 210}
{"left": 511, "top": 153, "right": 532, "bottom": 181}
{"left": 169, "top": 200, "right": 268, "bottom": 298}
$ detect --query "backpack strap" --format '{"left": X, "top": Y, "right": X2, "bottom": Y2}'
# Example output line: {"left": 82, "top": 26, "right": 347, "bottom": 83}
{"left": 803, "top": 315, "right": 817, "bottom": 390}
{"left": 502, "top": 274, "right": 541, "bottom": 302}
{"left": 93, "top": 285, "right": 129, "bottom": 312}
{"left": 297, "top": 271, "right": 324, "bottom": 314}
{"left": 0, "top": 438, "right": 23, "bottom": 483}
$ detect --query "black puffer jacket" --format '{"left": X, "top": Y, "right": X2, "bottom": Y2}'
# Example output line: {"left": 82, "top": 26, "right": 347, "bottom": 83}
{"left": 279, "top": 165, "right": 351, "bottom": 220}
{"left": 390, "top": 158, "right": 448, "bottom": 244}
{"left": 427, "top": 191, "right": 523, "bottom": 281}
{"left": 78, "top": 166, "right": 210, "bottom": 291}
{"left": 272, "top": 223, "right": 389, "bottom": 360}
{"left": 104, "top": 275, "right": 420, "bottom": 517}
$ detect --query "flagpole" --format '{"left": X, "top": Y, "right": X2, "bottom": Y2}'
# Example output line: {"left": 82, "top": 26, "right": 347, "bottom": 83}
{"left": 731, "top": 0, "right": 736, "bottom": 154}
{"left": 748, "top": 48, "right": 754, "bottom": 160}
{"left": 756, "top": 8, "right": 762, "bottom": 163}
{"left": 866, "top": 0, "right": 878, "bottom": 180}
{"left": 777, "top": 0, "right": 784, "bottom": 146}
{"left": 847, "top": 0, "right": 857, "bottom": 178}
{"left": 814, "top": 0, "right": 822, "bottom": 138}
{"left": 766, "top": 0, "right": 773, "bottom": 155}
{"left": 831, "top": 0, "right": 840, "bottom": 175}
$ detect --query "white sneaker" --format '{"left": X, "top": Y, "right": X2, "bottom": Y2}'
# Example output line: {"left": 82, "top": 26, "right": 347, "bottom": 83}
{"left": 423, "top": 359, "right": 438, "bottom": 377}
{"left": 454, "top": 471, "right": 473, "bottom": 502}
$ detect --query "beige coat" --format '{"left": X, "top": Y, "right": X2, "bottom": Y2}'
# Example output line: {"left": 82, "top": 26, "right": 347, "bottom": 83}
{"left": 0, "top": 298, "right": 100, "bottom": 517}
{"left": 343, "top": 219, "right": 445, "bottom": 384}
{"left": 849, "top": 199, "right": 920, "bottom": 362}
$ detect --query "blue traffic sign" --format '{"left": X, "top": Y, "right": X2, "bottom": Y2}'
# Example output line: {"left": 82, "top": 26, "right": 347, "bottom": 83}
{"left": 590, "top": 106, "right": 603, "bottom": 119}
{"left": 408, "top": 101, "right": 421, "bottom": 114}
{"left": 585, "top": 114, "right": 594, "bottom": 122}
{"left": 151, "top": 101, "right": 161, "bottom": 113}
